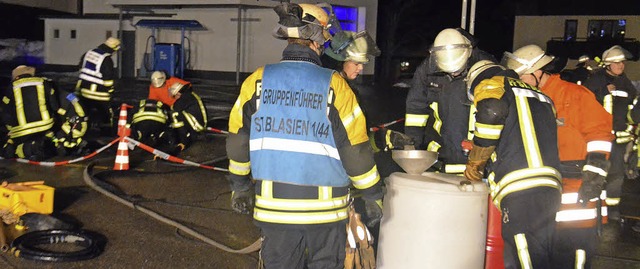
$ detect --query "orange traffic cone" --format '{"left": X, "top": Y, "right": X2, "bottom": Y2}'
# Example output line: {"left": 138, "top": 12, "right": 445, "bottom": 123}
{"left": 113, "top": 103, "right": 132, "bottom": 171}
{"left": 116, "top": 103, "right": 132, "bottom": 137}
{"left": 113, "top": 137, "right": 130, "bottom": 170}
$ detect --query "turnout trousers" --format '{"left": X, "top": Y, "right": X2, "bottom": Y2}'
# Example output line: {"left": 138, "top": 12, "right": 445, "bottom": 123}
{"left": 259, "top": 222, "right": 346, "bottom": 269}
{"left": 500, "top": 187, "right": 561, "bottom": 269}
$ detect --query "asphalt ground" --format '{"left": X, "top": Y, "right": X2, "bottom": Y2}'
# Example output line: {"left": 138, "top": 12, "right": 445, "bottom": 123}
{"left": 0, "top": 73, "right": 638, "bottom": 268}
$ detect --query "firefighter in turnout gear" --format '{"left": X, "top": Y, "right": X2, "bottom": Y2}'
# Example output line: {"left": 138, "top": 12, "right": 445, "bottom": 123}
{"left": 464, "top": 61, "right": 562, "bottom": 269}
{"left": 129, "top": 99, "right": 169, "bottom": 149}
{"left": 226, "top": 3, "right": 382, "bottom": 268}
{"left": 323, "top": 30, "right": 413, "bottom": 176}
{"left": 148, "top": 70, "right": 191, "bottom": 108}
{"left": 405, "top": 28, "right": 495, "bottom": 175}
{"left": 129, "top": 71, "right": 193, "bottom": 153}
{"left": 53, "top": 92, "right": 89, "bottom": 156}
{"left": 583, "top": 45, "right": 638, "bottom": 221}
{"left": 75, "top": 37, "right": 120, "bottom": 136}
{"left": 504, "top": 45, "right": 614, "bottom": 269}
{"left": 2, "top": 65, "right": 59, "bottom": 160}
{"left": 167, "top": 81, "right": 207, "bottom": 153}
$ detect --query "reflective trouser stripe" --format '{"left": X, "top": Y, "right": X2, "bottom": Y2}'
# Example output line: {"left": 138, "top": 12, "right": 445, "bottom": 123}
{"left": 557, "top": 180, "right": 607, "bottom": 227}
{"left": 555, "top": 207, "right": 608, "bottom": 222}
{"left": 575, "top": 249, "right": 586, "bottom": 269}
{"left": 515, "top": 233, "right": 533, "bottom": 269}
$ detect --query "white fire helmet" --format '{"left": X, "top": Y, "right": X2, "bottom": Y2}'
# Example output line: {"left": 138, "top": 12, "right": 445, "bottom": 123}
{"left": 501, "top": 44, "right": 554, "bottom": 75}
{"left": 602, "top": 45, "right": 631, "bottom": 65}
{"left": 429, "top": 28, "right": 473, "bottom": 74}
{"left": 151, "top": 71, "right": 166, "bottom": 88}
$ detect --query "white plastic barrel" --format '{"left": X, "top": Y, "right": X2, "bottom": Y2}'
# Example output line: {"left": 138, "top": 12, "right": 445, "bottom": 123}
{"left": 377, "top": 172, "right": 489, "bottom": 269}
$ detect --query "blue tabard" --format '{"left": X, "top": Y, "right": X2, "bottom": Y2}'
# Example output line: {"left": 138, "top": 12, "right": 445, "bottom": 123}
{"left": 249, "top": 61, "right": 350, "bottom": 187}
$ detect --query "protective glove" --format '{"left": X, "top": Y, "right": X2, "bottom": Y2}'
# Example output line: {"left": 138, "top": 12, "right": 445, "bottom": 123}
{"left": 579, "top": 152, "right": 610, "bottom": 205}
{"left": 231, "top": 189, "right": 255, "bottom": 215}
{"left": 363, "top": 199, "right": 383, "bottom": 228}
{"left": 463, "top": 144, "right": 496, "bottom": 182}
{"left": 227, "top": 174, "right": 254, "bottom": 215}
{"left": 373, "top": 128, "right": 415, "bottom": 151}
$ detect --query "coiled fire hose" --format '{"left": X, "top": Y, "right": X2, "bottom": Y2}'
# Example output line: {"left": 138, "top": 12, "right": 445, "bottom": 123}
{"left": 82, "top": 161, "right": 261, "bottom": 254}
{"left": 10, "top": 229, "right": 104, "bottom": 262}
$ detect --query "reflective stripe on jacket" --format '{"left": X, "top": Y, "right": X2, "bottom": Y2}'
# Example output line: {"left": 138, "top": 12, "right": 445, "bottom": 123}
{"left": 473, "top": 76, "right": 562, "bottom": 208}
{"left": 7, "top": 77, "right": 55, "bottom": 138}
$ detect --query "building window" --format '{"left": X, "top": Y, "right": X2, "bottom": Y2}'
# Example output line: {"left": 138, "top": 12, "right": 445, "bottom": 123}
{"left": 53, "top": 29, "right": 60, "bottom": 39}
{"left": 70, "top": 30, "right": 76, "bottom": 39}
{"left": 330, "top": 5, "right": 358, "bottom": 33}
{"left": 106, "top": 30, "right": 112, "bottom": 39}
{"left": 588, "top": 19, "right": 625, "bottom": 41}
{"left": 563, "top": 20, "right": 577, "bottom": 41}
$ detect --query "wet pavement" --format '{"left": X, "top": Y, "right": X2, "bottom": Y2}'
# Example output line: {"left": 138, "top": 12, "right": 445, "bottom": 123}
{"left": 0, "top": 73, "right": 638, "bottom": 268}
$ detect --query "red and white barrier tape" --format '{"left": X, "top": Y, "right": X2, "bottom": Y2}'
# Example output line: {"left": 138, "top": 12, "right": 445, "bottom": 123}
{"left": 124, "top": 137, "right": 228, "bottom": 172}
{"left": 369, "top": 118, "right": 404, "bottom": 132}
{"left": 206, "top": 127, "right": 229, "bottom": 135}
{"left": 11, "top": 138, "right": 120, "bottom": 166}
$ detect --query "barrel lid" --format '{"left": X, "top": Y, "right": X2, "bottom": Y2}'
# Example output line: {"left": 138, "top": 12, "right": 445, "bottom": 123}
{"left": 386, "top": 172, "right": 488, "bottom": 194}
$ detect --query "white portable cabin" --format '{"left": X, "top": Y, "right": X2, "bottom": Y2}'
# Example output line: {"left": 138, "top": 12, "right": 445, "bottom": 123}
{"left": 42, "top": 0, "right": 379, "bottom": 83}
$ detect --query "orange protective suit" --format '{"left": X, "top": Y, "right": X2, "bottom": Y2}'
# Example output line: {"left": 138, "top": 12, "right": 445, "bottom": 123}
{"left": 540, "top": 74, "right": 613, "bottom": 228}
{"left": 148, "top": 77, "right": 191, "bottom": 107}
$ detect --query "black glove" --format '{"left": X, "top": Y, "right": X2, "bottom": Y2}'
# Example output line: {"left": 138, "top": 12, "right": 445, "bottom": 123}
{"left": 227, "top": 174, "right": 254, "bottom": 215}
{"left": 231, "top": 189, "right": 255, "bottom": 215}
{"left": 363, "top": 199, "right": 383, "bottom": 227}
{"left": 579, "top": 152, "right": 610, "bottom": 205}
{"left": 374, "top": 128, "right": 415, "bottom": 151}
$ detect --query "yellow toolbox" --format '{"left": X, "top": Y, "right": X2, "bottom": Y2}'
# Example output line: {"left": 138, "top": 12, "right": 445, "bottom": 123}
{"left": 0, "top": 181, "right": 54, "bottom": 216}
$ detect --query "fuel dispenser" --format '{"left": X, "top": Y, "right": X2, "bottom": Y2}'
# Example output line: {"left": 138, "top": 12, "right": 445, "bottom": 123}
{"left": 135, "top": 19, "right": 206, "bottom": 78}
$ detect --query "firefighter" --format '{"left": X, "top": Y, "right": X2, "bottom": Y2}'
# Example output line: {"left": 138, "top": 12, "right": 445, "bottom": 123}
{"left": 583, "top": 45, "right": 638, "bottom": 221}
{"left": 464, "top": 60, "right": 562, "bottom": 269}
{"left": 148, "top": 70, "right": 191, "bottom": 108}
{"left": 503, "top": 45, "right": 614, "bottom": 269}
{"left": 405, "top": 28, "right": 495, "bottom": 175}
{"left": 560, "top": 55, "right": 595, "bottom": 85}
{"left": 167, "top": 79, "right": 207, "bottom": 153}
{"left": 323, "top": 30, "right": 413, "bottom": 175}
{"left": 2, "top": 66, "right": 59, "bottom": 160}
{"left": 129, "top": 99, "right": 169, "bottom": 149}
{"left": 226, "top": 3, "right": 382, "bottom": 268}
{"left": 53, "top": 92, "right": 89, "bottom": 156}
{"left": 75, "top": 37, "right": 120, "bottom": 136}
{"left": 128, "top": 71, "right": 191, "bottom": 153}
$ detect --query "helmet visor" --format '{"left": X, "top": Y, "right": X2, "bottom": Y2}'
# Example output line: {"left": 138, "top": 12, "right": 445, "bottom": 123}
{"left": 428, "top": 43, "right": 472, "bottom": 74}
{"left": 343, "top": 31, "right": 381, "bottom": 63}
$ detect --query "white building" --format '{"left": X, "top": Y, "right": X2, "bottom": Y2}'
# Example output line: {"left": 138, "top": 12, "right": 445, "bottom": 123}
{"left": 41, "top": 0, "right": 379, "bottom": 83}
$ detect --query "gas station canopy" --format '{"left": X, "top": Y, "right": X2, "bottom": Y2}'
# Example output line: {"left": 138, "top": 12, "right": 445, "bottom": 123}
{"left": 135, "top": 19, "right": 206, "bottom": 30}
